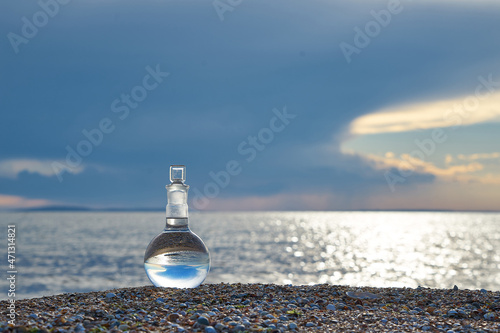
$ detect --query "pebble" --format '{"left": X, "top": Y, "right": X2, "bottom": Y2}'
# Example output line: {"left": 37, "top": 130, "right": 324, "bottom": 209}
{"left": 105, "top": 292, "right": 116, "bottom": 298}
{"left": 168, "top": 313, "right": 180, "bottom": 322}
{"left": 484, "top": 312, "right": 495, "bottom": 320}
{"left": 346, "top": 291, "right": 381, "bottom": 299}
{"left": 204, "top": 326, "right": 216, "bottom": 333}
{"left": 234, "top": 324, "right": 246, "bottom": 331}
{"left": 2, "top": 284, "right": 500, "bottom": 333}
{"left": 214, "top": 323, "right": 225, "bottom": 331}
{"left": 74, "top": 323, "right": 85, "bottom": 332}
{"left": 197, "top": 316, "right": 210, "bottom": 325}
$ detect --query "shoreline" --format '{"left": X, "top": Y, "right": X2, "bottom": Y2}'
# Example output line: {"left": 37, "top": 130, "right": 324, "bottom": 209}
{"left": 1, "top": 283, "right": 499, "bottom": 332}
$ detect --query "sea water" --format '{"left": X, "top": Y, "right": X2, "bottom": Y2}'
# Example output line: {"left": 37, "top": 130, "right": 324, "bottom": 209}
{"left": 144, "top": 251, "right": 210, "bottom": 288}
{"left": 2, "top": 211, "right": 500, "bottom": 299}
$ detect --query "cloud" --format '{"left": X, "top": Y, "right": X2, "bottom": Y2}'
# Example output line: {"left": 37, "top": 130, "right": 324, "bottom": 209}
{"left": 355, "top": 151, "right": 500, "bottom": 185}
{"left": 0, "top": 194, "right": 54, "bottom": 209}
{"left": 367, "top": 152, "right": 482, "bottom": 177}
{"left": 349, "top": 90, "right": 500, "bottom": 135}
{"left": 456, "top": 152, "right": 500, "bottom": 162}
{"left": 0, "top": 159, "right": 84, "bottom": 179}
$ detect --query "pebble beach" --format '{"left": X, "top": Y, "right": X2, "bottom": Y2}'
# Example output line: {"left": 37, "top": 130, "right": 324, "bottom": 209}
{"left": 1, "top": 284, "right": 499, "bottom": 332}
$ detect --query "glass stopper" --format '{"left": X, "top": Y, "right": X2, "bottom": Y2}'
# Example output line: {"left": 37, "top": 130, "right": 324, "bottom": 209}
{"left": 170, "top": 165, "right": 186, "bottom": 183}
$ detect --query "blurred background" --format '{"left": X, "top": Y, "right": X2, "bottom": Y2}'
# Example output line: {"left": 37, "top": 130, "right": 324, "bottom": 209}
{"left": 1, "top": 0, "right": 499, "bottom": 211}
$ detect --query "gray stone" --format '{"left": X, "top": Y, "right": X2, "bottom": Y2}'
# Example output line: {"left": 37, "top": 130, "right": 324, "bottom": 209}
{"left": 214, "top": 323, "right": 225, "bottom": 331}
{"left": 204, "top": 326, "right": 216, "bottom": 333}
{"left": 74, "top": 323, "right": 85, "bottom": 332}
{"left": 234, "top": 324, "right": 245, "bottom": 332}
{"left": 484, "top": 312, "right": 495, "bottom": 320}
{"left": 197, "top": 316, "right": 210, "bottom": 326}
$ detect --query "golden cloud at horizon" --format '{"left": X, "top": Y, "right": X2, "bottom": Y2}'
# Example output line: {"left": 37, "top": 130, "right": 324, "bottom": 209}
{"left": 353, "top": 151, "right": 500, "bottom": 185}
{"left": 349, "top": 90, "right": 500, "bottom": 135}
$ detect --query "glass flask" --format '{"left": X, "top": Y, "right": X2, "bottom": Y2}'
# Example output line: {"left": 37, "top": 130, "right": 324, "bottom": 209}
{"left": 144, "top": 165, "right": 210, "bottom": 288}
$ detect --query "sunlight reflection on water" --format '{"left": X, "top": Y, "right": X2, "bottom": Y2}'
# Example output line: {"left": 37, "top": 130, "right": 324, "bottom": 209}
{"left": 1, "top": 211, "right": 499, "bottom": 299}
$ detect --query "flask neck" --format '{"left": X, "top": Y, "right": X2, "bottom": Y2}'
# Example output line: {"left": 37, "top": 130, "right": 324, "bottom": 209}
{"left": 165, "top": 182, "right": 189, "bottom": 230}
{"left": 165, "top": 217, "right": 189, "bottom": 230}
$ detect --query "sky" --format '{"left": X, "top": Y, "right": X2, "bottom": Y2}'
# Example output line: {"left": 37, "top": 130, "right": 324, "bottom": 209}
{"left": 1, "top": 0, "right": 500, "bottom": 211}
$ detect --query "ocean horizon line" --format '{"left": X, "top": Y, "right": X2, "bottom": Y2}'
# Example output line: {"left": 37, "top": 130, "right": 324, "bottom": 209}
{"left": 3, "top": 206, "right": 500, "bottom": 213}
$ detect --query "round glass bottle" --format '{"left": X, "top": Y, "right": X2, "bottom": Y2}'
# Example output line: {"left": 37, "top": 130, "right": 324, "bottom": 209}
{"left": 144, "top": 165, "right": 210, "bottom": 288}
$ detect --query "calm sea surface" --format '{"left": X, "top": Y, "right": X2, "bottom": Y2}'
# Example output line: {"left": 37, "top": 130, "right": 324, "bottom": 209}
{"left": 1, "top": 211, "right": 499, "bottom": 299}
